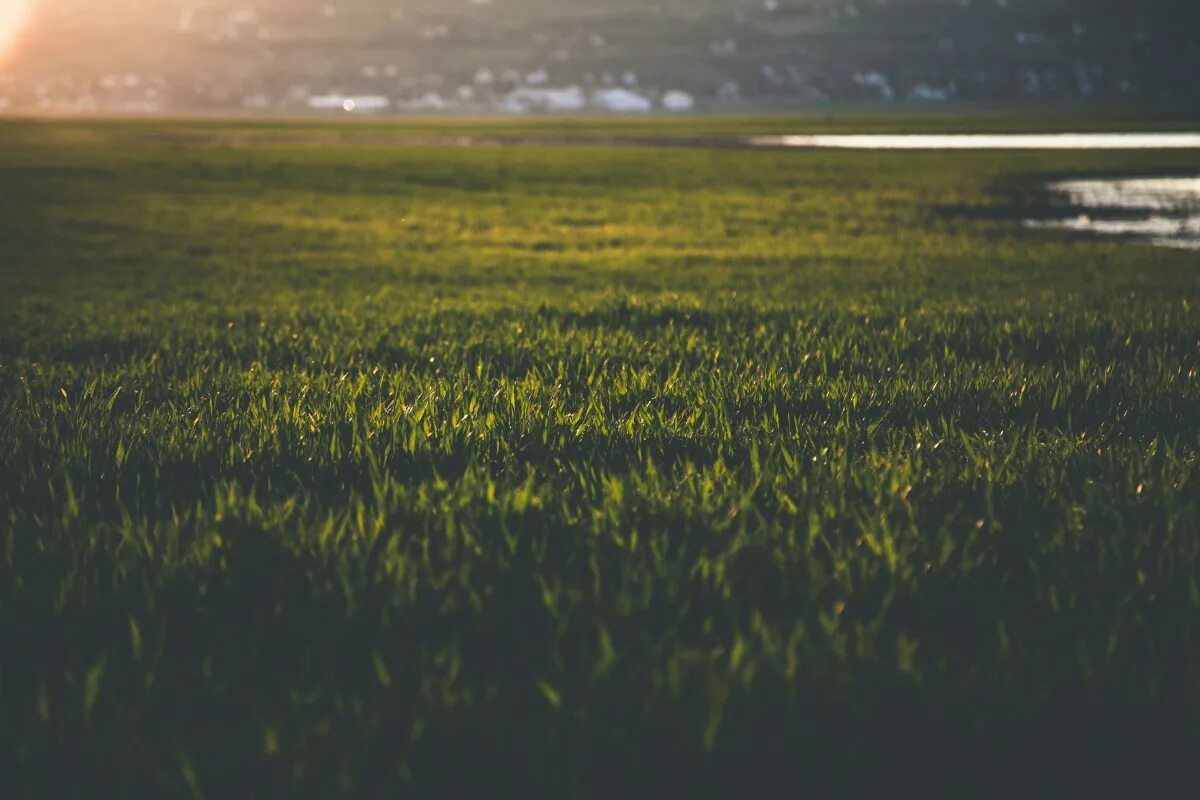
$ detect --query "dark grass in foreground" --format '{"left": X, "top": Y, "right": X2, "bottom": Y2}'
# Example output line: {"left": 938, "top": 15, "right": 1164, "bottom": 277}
{"left": 2, "top": 120, "right": 1200, "bottom": 795}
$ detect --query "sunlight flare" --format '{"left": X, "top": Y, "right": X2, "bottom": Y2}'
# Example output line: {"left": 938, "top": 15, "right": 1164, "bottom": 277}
{"left": 0, "top": 0, "right": 29, "bottom": 63}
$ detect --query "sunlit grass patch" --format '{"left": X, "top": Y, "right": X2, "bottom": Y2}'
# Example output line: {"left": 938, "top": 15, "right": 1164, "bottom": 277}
{"left": 1, "top": 118, "right": 1199, "bottom": 796}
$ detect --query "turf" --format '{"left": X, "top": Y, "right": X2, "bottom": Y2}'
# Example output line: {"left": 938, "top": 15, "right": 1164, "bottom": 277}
{"left": 2, "top": 118, "right": 1200, "bottom": 796}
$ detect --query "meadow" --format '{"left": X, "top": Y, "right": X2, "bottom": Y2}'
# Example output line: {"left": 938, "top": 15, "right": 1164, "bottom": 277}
{"left": 2, "top": 117, "right": 1200, "bottom": 795}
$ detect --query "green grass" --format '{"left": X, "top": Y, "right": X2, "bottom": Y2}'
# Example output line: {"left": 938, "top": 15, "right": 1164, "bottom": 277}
{"left": 2, "top": 118, "right": 1200, "bottom": 796}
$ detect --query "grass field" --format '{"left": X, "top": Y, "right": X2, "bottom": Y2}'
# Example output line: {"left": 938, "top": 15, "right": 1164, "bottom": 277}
{"left": 2, "top": 117, "right": 1200, "bottom": 796}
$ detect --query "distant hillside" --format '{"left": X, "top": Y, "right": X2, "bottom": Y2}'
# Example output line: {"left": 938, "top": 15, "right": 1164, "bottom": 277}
{"left": 3, "top": 0, "right": 1198, "bottom": 113}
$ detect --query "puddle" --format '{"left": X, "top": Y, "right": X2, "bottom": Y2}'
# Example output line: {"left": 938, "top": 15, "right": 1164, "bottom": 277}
{"left": 1026, "top": 176, "right": 1200, "bottom": 249}
{"left": 750, "top": 133, "right": 1200, "bottom": 150}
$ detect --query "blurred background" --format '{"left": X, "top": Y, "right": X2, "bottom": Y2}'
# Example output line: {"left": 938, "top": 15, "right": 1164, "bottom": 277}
{"left": 1, "top": 0, "right": 1197, "bottom": 115}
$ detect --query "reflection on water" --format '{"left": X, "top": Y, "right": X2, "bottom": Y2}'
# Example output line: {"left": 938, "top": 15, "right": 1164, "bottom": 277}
{"left": 1027, "top": 176, "right": 1200, "bottom": 250}
{"left": 750, "top": 133, "right": 1200, "bottom": 150}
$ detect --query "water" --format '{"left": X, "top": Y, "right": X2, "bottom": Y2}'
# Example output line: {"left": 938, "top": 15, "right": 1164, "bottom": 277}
{"left": 749, "top": 133, "right": 1200, "bottom": 150}
{"left": 141, "top": 130, "right": 1200, "bottom": 152}
{"left": 1041, "top": 177, "right": 1200, "bottom": 211}
{"left": 1026, "top": 176, "right": 1200, "bottom": 250}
